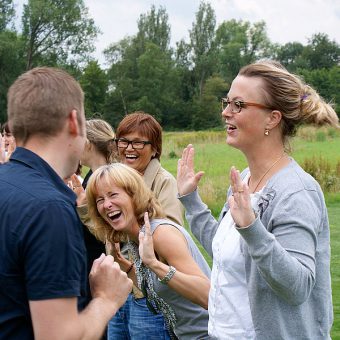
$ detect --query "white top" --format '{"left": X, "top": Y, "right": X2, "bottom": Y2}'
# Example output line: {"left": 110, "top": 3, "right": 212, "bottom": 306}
{"left": 208, "top": 176, "right": 261, "bottom": 339}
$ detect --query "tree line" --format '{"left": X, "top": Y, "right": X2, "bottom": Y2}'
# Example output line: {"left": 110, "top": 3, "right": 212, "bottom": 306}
{"left": 1, "top": 0, "right": 339, "bottom": 130}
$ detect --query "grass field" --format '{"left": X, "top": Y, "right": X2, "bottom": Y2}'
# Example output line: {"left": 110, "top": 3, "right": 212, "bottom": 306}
{"left": 161, "top": 128, "right": 340, "bottom": 339}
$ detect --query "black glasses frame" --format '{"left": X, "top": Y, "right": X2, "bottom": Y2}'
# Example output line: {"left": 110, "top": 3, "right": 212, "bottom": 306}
{"left": 115, "top": 138, "right": 152, "bottom": 150}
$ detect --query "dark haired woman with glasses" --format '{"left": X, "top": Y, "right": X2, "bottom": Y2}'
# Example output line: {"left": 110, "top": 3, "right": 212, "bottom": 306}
{"left": 177, "top": 60, "right": 338, "bottom": 339}
{"left": 114, "top": 111, "right": 184, "bottom": 227}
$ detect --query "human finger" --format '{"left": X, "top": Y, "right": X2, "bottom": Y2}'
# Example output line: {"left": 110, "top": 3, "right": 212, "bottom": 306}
{"left": 67, "top": 180, "right": 73, "bottom": 189}
{"left": 71, "top": 173, "right": 83, "bottom": 190}
{"left": 183, "top": 144, "right": 194, "bottom": 165}
{"left": 143, "top": 212, "right": 152, "bottom": 237}
{"left": 234, "top": 169, "right": 245, "bottom": 194}
{"left": 99, "top": 254, "right": 116, "bottom": 268}
{"left": 187, "top": 145, "right": 195, "bottom": 171}
{"left": 229, "top": 166, "right": 238, "bottom": 195}
{"left": 105, "top": 239, "right": 113, "bottom": 254}
{"left": 90, "top": 253, "right": 106, "bottom": 275}
{"left": 114, "top": 242, "right": 121, "bottom": 253}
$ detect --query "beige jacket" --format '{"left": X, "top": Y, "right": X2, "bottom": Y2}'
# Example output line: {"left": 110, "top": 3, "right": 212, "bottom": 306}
{"left": 143, "top": 158, "right": 183, "bottom": 225}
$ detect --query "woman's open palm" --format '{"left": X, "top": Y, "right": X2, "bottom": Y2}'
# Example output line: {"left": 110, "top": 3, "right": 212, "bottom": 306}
{"left": 177, "top": 144, "right": 204, "bottom": 196}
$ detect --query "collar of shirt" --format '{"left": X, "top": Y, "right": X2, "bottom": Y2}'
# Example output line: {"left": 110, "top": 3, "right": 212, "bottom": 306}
{"left": 10, "top": 147, "right": 76, "bottom": 205}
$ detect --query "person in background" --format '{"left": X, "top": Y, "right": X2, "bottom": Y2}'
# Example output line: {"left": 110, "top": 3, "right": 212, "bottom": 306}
{"left": 115, "top": 111, "right": 183, "bottom": 225}
{"left": 0, "top": 125, "right": 4, "bottom": 163}
{"left": 71, "top": 112, "right": 186, "bottom": 339}
{"left": 75, "top": 119, "right": 117, "bottom": 307}
{"left": 0, "top": 121, "right": 16, "bottom": 163}
{"left": 86, "top": 163, "right": 210, "bottom": 340}
{"left": 106, "top": 112, "right": 184, "bottom": 339}
{"left": 0, "top": 67, "right": 132, "bottom": 340}
{"left": 177, "top": 60, "right": 338, "bottom": 339}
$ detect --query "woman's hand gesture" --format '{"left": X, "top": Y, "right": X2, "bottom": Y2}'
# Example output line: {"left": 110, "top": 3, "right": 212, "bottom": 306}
{"left": 106, "top": 240, "right": 132, "bottom": 272}
{"left": 177, "top": 144, "right": 204, "bottom": 196}
{"left": 228, "top": 166, "right": 256, "bottom": 228}
{"left": 139, "top": 212, "right": 158, "bottom": 269}
{"left": 68, "top": 173, "right": 87, "bottom": 206}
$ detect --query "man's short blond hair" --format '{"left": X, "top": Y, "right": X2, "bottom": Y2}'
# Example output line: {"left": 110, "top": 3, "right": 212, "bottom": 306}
{"left": 7, "top": 67, "right": 84, "bottom": 144}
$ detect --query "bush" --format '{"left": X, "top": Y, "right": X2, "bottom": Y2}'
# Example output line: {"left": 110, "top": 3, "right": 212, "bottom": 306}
{"left": 301, "top": 156, "right": 340, "bottom": 192}
{"left": 297, "top": 126, "right": 340, "bottom": 142}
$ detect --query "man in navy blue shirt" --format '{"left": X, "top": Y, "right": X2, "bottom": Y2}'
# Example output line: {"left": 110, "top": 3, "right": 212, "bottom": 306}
{"left": 0, "top": 67, "right": 132, "bottom": 339}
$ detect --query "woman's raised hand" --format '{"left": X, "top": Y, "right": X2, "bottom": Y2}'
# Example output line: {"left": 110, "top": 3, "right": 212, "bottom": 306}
{"left": 228, "top": 166, "right": 256, "bottom": 228}
{"left": 69, "top": 174, "right": 87, "bottom": 205}
{"left": 139, "top": 212, "right": 158, "bottom": 269}
{"left": 177, "top": 144, "right": 204, "bottom": 196}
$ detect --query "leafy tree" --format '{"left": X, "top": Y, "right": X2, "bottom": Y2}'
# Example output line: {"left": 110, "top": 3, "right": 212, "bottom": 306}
{"left": 104, "top": 37, "right": 141, "bottom": 127}
{"left": 22, "top": 0, "right": 99, "bottom": 69}
{"left": 301, "top": 33, "right": 340, "bottom": 70}
{"left": 174, "top": 38, "right": 196, "bottom": 107}
{"left": 0, "top": 0, "right": 15, "bottom": 31}
{"left": 189, "top": 1, "right": 217, "bottom": 98}
{"left": 104, "top": 5, "right": 179, "bottom": 128}
{"left": 175, "top": 39, "right": 192, "bottom": 69}
{"left": 191, "top": 74, "right": 228, "bottom": 129}
{"left": 328, "top": 66, "right": 340, "bottom": 115}
{"left": 136, "top": 5, "right": 171, "bottom": 53}
{"left": 215, "top": 19, "right": 272, "bottom": 82}
{"left": 0, "top": 31, "right": 25, "bottom": 123}
{"left": 299, "top": 66, "right": 340, "bottom": 116}
{"left": 79, "top": 60, "right": 108, "bottom": 117}
{"left": 136, "top": 42, "right": 178, "bottom": 123}
{"left": 273, "top": 42, "right": 305, "bottom": 71}
{"left": 0, "top": 1, "right": 25, "bottom": 123}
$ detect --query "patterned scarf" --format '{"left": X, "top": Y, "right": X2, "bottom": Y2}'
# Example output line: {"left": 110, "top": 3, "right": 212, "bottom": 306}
{"left": 126, "top": 240, "right": 177, "bottom": 338}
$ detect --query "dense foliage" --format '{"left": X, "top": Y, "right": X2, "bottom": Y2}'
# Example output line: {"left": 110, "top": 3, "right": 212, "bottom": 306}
{"left": 1, "top": 1, "right": 339, "bottom": 129}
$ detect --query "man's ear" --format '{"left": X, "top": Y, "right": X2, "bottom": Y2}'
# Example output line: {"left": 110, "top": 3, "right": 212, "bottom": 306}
{"left": 266, "top": 110, "right": 282, "bottom": 130}
{"left": 68, "top": 109, "right": 80, "bottom": 136}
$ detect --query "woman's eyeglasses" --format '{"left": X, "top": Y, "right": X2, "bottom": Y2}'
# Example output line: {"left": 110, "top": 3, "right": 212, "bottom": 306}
{"left": 115, "top": 138, "right": 151, "bottom": 150}
{"left": 221, "top": 98, "right": 273, "bottom": 113}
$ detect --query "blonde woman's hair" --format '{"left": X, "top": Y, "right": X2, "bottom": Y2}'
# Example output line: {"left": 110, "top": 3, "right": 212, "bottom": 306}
{"left": 86, "top": 163, "right": 164, "bottom": 243}
{"left": 239, "top": 60, "right": 339, "bottom": 147}
{"left": 86, "top": 119, "right": 117, "bottom": 164}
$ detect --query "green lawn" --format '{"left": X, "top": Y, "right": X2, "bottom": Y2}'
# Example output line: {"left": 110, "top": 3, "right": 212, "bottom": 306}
{"left": 161, "top": 129, "right": 340, "bottom": 338}
{"left": 328, "top": 200, "right": 340, "bottom": 339}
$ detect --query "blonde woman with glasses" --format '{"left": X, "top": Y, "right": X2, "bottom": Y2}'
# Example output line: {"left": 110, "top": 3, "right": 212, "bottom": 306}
{"left": 177, "top": 60, "right": 338, "bottom": 339}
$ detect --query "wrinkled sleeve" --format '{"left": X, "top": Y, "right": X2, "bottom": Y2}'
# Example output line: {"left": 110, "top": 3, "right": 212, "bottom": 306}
{"left": 237, "top": 189, "right": 324, "bottom": 305}
{"left": 154, "top": 174, "right": 184, "bottom": 226}
{"left": 179, "top": 189, "right": 221, "bottom": 258}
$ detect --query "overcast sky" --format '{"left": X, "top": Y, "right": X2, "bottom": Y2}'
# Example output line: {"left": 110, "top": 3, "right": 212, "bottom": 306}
{"left": 14, "top": 0, "right": 340, "bottom": 66}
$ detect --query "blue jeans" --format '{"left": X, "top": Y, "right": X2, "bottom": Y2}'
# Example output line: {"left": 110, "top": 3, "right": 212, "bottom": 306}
{"left": 107, "top": 293, "right": 171, "bottom": 340}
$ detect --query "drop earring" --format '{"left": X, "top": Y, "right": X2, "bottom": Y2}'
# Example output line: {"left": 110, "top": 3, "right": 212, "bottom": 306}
{"left": 264, "top": 129, "right": 270, "bottom": 136}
